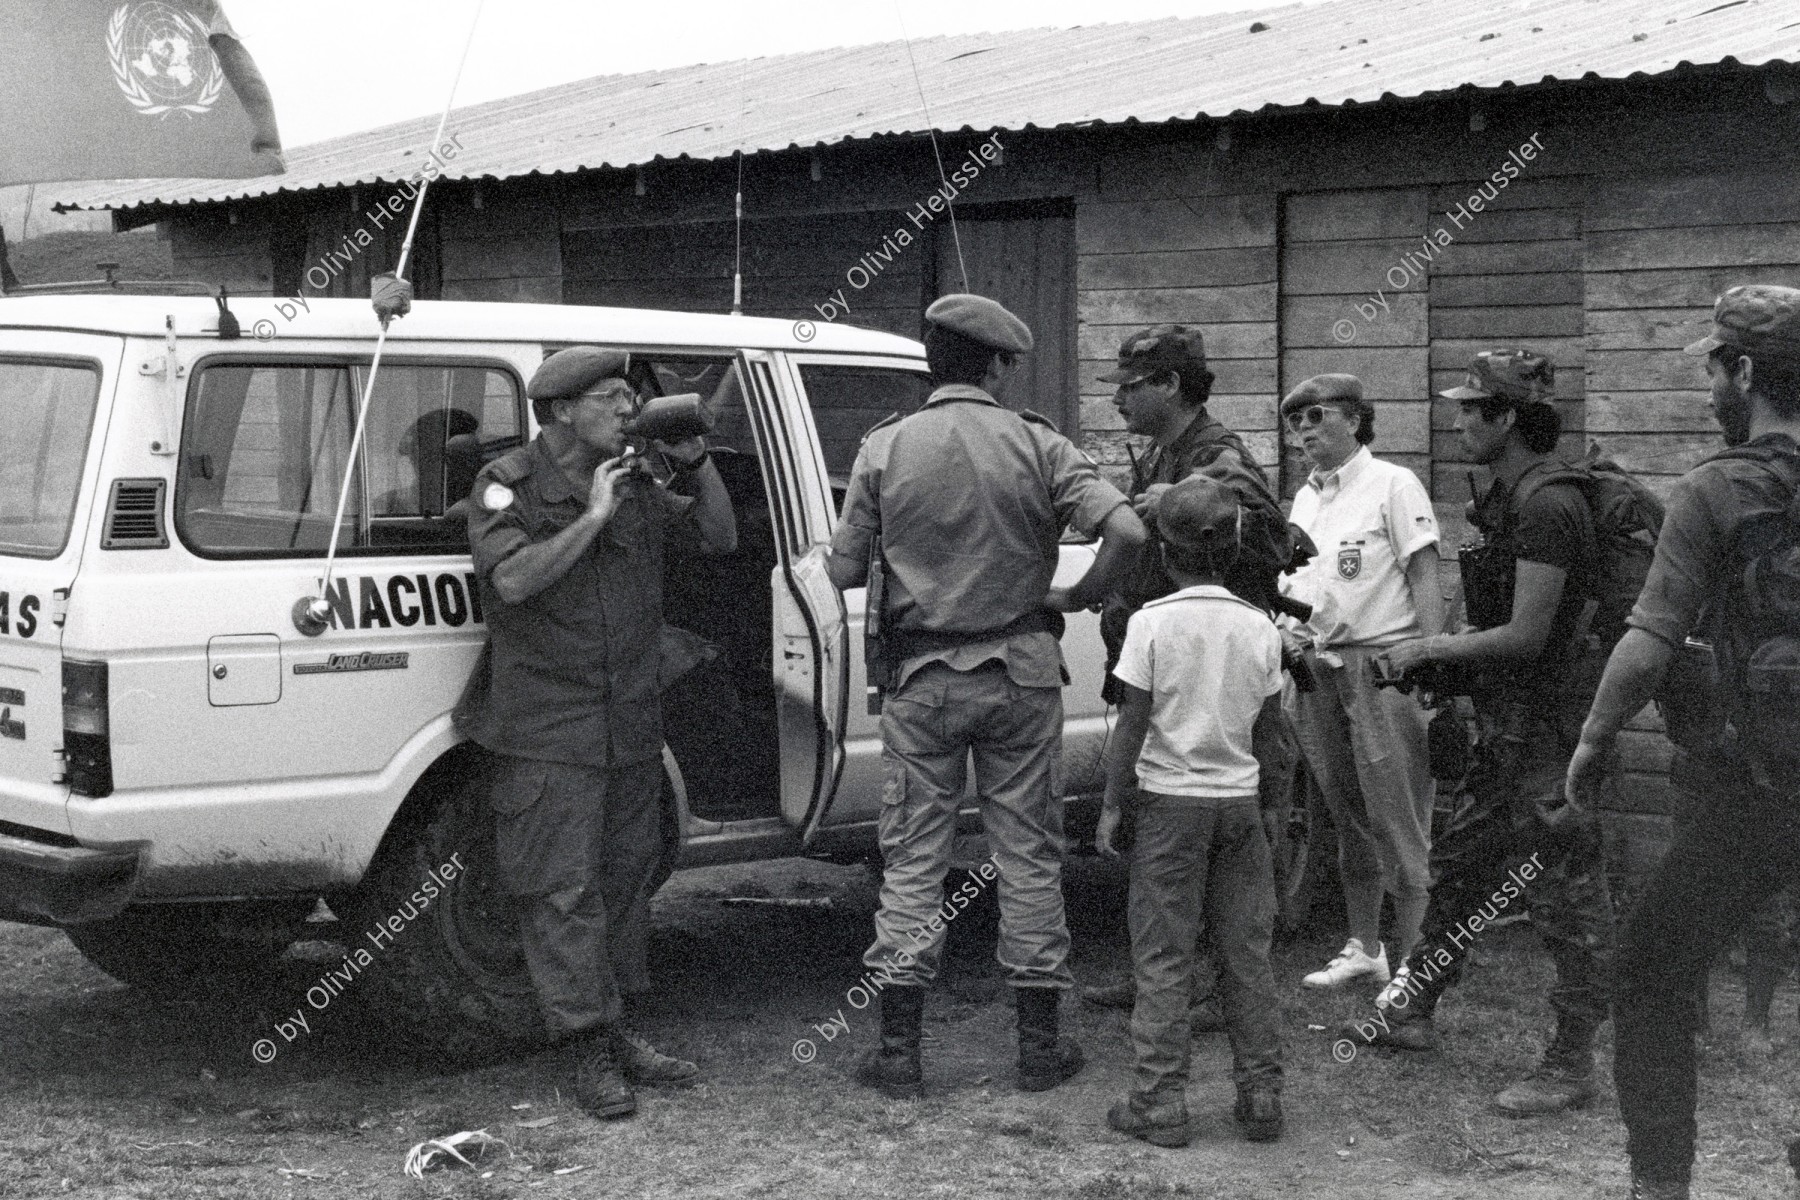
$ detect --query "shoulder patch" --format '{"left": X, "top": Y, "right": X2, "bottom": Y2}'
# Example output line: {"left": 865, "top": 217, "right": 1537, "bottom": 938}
{"left": 481, "top": 482, "right": 516, "bottom": 512}
{"left": 859, "top": 412, "right": 903, "bottom": 443}
{"left": 1019, "top": 409, "right": 1060, "bottom": 433}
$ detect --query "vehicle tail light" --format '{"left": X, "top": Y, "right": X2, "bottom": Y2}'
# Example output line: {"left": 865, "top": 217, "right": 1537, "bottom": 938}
{"left": 62, "top": 660, "right": 112, "bottom": 798}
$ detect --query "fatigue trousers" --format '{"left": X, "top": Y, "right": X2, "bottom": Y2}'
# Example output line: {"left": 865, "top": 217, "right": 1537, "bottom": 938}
{"left": 864, "top": 661, "right": 1074, "bottom": 989}
{"left": 1128, "top": 793, "right": 1283, "bottom": 1100}
{"left": 490, "top": 754, "right": 664, "bottom": 1037}
{"left": 1617, "top": 742, "right": 1800, "bottom": 1184}
{"left": 1393, "top": 702, "right": 1615, "bottom": 1036}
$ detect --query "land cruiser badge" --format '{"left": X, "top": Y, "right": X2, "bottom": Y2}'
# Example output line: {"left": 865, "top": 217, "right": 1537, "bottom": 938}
{"left": 294, "top": 652, "right": 410, "bottom": 676}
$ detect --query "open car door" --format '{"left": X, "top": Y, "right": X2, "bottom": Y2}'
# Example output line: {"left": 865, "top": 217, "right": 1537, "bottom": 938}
{"left": 740, "top": 351, "right": 847, "bottom": 844}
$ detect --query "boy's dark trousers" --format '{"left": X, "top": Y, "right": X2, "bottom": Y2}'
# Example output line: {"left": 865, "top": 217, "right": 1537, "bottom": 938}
{"left": 1128, "top": 792, "right": 1283, "bottom": 1100}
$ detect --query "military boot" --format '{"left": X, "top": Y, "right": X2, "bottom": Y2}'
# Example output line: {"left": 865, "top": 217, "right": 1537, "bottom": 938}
{"left": 1627, "top": 1169, "right": 1689, "bottom": 1200}
{"left": 1106, "top": 1093, "right": 1191, "bottom": 1147}
{"left": 1494, "top": 1021, "right": 1599, "bottom": 1116}
{"left": 615, "top": 1026, "right": 699, "bottom": 1085}
{"left": 855, "top": 984, "right": 925, "bottom": 1100}
{"left": 1016, "top": 987, "right": 1084, "bottom": 1092}
{"left": 575, "top": 1027, "right": 637, "bottom": 1120}
{"left": 1233, "top": 1082, "right": 1284, "bottom": 1142}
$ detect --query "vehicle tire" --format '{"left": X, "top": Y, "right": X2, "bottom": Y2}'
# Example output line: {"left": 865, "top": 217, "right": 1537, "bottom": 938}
{"left": 340, "top": 749, "right": 548, "bottom": 1060}
{"left": 65, "top": 898, "right": 314, "bottom": 995}
{"left": 1269, "top": 757, "right": 1339, "bottom": 939}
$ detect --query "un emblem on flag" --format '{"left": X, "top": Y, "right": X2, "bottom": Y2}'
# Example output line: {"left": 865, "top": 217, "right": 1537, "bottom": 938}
{"left": 1337, "top": 547, "right": 1362, "bottom": 580}
{"left": 107, "top": 2, "right": 225, "bottom": 117}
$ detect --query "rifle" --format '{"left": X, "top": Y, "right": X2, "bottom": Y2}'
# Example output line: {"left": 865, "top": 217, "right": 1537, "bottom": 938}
{"left": 865, "top": 533, "right": 893, "bottom": 715}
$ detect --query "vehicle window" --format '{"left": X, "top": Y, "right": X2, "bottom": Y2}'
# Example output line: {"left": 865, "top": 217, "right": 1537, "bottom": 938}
{"left": 177, "top": 361, "right": 522, "bottom": 558}
{"left": 0, "top": 359, "right": 100, "bottom": 559}
{"left": 794, "top": 363, "right": 931, "bottom": 510}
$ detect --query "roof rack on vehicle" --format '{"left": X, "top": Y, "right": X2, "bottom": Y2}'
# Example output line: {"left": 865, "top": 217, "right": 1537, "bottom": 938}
{"left": 2, "top": 265, "right": 245, "bottom": 337}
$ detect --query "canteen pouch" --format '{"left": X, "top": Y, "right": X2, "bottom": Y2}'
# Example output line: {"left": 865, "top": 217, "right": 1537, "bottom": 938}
{"left": 1656, "top": 637, "right": 1724, "bottom": 751}
{"left": 1458, "top": 542, "right": 1515, "bottom": 631}
{"left": 1427, "top": 704, "right": 1471, "bottom": 782}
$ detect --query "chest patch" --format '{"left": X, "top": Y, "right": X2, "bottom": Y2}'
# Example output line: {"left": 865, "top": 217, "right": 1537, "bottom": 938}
{"left": 482, "top": 482, "right": 515, "bottom": 511}
{"left": 1337, "top": 547, "right": 1363, "bottom": 580}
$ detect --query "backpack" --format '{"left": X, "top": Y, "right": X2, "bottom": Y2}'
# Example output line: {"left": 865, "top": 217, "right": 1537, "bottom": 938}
{"left": 1511, "top": 442, "right": 1666, "bottom": 650}
{"left": 1709, "top": 438, "right": 1800, "bottom": 771}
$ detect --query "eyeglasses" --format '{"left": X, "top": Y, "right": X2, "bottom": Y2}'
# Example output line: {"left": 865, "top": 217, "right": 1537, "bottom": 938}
{"left": 577, "top": 384, "right": 640, "bottom": 412}
{"left": 1283, "top": 404, "right": 1349, "bottom": 431}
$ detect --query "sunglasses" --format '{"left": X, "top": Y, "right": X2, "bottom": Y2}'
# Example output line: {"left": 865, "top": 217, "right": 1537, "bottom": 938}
{"left": 1283, "top": 404, "right": 1351, "bottom": 431}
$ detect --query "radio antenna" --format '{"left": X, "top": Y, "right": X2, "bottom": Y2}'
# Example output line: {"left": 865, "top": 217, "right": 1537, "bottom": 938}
{"left": 893, "top": 3, "right": 967, "bottom": 292}
{"left": 295, "top": 0, "right": 486, "bottom": 636}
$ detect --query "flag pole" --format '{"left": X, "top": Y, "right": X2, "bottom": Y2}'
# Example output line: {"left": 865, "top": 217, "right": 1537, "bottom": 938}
{"left": 296, "top": 0, "right": 486, "bottom": 636}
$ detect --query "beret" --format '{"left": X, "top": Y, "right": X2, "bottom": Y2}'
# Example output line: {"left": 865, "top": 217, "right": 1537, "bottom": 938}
{"left": 1099, "top": 324, "right": 1207, "bottom": 385}
{"left": 924, "top": 293, "right": 1034, "bottom": 354}
{"left": 1157, "top": 473, "right": 1241, "bottom": 554}
{"left": 1439, "top": 348, "right": 1555, "bottom": 406}
{"left": 1685, "top": 284, "right": 1800, "bottom": 357}
{"left": 527, "top": 347, "right": 631, "bottom": 401}
{"left": 1282, "top": 373, "right": 1365, "bottom": 413}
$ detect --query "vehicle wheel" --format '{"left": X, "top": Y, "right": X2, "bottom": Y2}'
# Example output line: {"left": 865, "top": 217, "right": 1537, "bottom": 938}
{"left": 65, "top": 898, "right": 314, "bottom": 995}
{"left": 1269, "top": 758, "right": 1338, "bottom": 939}
{"left": 340, "top": 750, "right": 548, "bottom": 1060}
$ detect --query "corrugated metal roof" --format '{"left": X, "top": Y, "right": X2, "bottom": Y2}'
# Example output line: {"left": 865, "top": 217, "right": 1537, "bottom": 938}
{"left": 54, "top": 0, "right": 1800, "bottom": 212}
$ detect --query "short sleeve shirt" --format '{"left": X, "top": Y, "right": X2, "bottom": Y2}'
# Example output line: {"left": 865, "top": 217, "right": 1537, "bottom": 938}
{"left": 1628, "top": 433, "right": 1799, "bottom": 651}
{"left": 1113, "top": 585, "right": 1284, "bottom": 799}
{"left": 829, "top": 384, "right": 1128, "bottom": 688}
{"left": 453, "top": 436, "right": 697, "bottom": 767}
{"left": 1284, "top": 446, "right": 1439, "bottom": 648}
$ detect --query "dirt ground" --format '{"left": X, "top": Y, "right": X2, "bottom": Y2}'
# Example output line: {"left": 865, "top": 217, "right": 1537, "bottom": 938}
{"left": 2, "top": 856, "right": 1795, "bottom": 1200}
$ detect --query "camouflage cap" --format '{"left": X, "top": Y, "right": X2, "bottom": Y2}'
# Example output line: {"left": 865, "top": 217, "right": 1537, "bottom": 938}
{"left": 1438, "top": 348, "right": 1555, "bottom": 405}
{"left": 1683, "top": 284, "right": 1800, "bottom": 357}
{"left": 1099, "top": 324, "right": 1207, "bottom": 386}
{"left": 1157, "top": 473, "right": 1241, "bottom": 555}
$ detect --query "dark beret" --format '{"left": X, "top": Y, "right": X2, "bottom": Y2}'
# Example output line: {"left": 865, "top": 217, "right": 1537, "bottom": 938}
{"left": 1282, "top": 373, "right": 1365, "bottom": 413}
{"left": 527, "top": 347, "right": 631, "bottom": 401}
{"left": 924, "top": 293, "right": 1034, "bottom": 354}
{"left": 1685, "top": 284, "right": 1800, "bottom": 357}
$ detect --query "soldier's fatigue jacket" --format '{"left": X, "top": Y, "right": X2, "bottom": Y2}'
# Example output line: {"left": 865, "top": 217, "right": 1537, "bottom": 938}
{"left": 828, "top": 384, "right": 1129, "bottom": 989}
{"left": 1395, "top": 465, "right": 1615, "bottom": 1032}
{"left": 455, "top": 436, "right": 698, "bottom": 769}
{"left": 1610, "top": 432, "right": 1800, "bottom": 1183}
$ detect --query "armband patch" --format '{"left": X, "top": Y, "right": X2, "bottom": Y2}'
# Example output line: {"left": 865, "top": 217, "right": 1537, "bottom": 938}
{"left": 481, "top": 482, "right": 516, "bottom": 511}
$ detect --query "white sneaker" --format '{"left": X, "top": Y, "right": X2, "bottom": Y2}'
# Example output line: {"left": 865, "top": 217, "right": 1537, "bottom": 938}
{"left": 1302, "top": 939, "right": 1390, "bottom": 989}
{"left": 1375, "top": 962, "right": 1414, "bottom": 1010}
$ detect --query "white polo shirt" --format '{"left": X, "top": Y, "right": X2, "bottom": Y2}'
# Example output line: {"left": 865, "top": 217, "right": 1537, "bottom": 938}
{"left": 1113, "top": 585, "right": 1283, "bottom": 799}
{"left": 1284, "top": 445, "right": 1439, "bottom": 649}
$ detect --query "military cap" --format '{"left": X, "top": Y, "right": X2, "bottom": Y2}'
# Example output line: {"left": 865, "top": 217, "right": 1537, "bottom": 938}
{"left": 1157, "top": 473, "right": 1241, "bottom": 555}
{"left": 924, "top": 293, "right": 1034, "bottom": 354}
{"left": 1281, "top": 373, "right": 1365, "bottom": 415}
{"left": 1099, "top": 324, "right": 1207, "bottom": 385}
{"left": 527, "top": 347, "right": 632, "bottom": 402}
{"left": 1439, "top": 348, "right": 1555, "bottom": 406}
{"left": 1684, "top": 284, "right": 1800, "bottom": 357}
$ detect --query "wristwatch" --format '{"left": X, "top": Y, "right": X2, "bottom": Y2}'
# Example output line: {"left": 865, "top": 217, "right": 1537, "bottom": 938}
{"left": 670, "top": 445, "right": 711, "bottom": 473}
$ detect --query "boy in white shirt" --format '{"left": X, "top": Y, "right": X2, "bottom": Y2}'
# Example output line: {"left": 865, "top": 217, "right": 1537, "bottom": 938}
{"left": 1098, "top": 474, "right": 1286, "bottom": 1147}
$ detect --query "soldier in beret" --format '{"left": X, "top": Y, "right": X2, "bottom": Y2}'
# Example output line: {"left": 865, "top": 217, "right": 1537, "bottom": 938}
{"left": 453, "top": 346, "right": 736, "bottom": 1120}
{"left": 1566, "top": 285, "right": 1800, "bottom": 1199}
{"left": 1340, "top": 348, "right": 1619, "bottom": 1121}
{"left": 826, "top": 293, "right": 1146, "bottom": 1101}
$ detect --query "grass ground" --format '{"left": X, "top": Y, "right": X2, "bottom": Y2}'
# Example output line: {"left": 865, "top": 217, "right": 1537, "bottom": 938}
{"left": 1, "top": 856, "right": 1794, "bottom": 1200}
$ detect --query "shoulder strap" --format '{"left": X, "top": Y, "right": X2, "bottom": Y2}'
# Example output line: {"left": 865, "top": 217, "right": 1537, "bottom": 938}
{"left": 485, "top": 443, "right": 535, "bottom": 484}
{"left": 859, "top": 411, "right": 903, "bottom": 443}
{"left": 1018, "top": 408, "right": 1059, "bottom": 433}
{"left": 1509, "top": 462, "right": 1587, "bottom": 514}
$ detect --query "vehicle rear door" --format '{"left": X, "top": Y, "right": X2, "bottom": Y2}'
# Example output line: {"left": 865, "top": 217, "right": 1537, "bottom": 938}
{"left": 0, "top": 333, "right": 120, "bottom": 835}
{"left": 740, "top": 350, "right": 847, "bottom": 844}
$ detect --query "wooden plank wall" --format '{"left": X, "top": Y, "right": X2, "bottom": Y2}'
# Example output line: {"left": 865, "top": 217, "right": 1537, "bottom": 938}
{"left": 1278, "top": 188, "right": 1431, "bottom": 498}
{"left": 439, "top": 186, "right": 559, "bottom": 304}
{"left": 1075, "top": 194, "right": 1280, "bottom": 491}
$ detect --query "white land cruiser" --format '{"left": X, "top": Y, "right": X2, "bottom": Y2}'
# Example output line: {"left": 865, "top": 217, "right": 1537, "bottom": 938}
{"left": 2, "top": 292, "right": 1242, "bottom": 1047}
